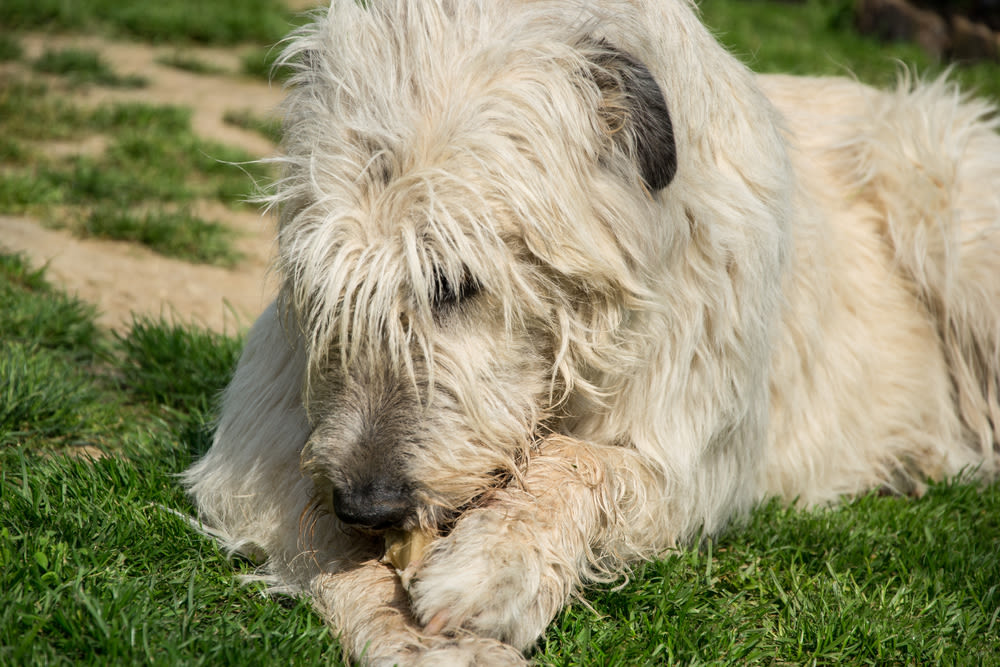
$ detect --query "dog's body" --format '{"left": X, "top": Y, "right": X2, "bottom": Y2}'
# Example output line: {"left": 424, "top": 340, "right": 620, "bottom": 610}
{"left": 184, "top": 0, "right": 1000, "bottom": 663}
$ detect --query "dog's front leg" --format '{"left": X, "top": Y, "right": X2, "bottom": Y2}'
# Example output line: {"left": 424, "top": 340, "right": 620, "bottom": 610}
{"left": 406, "top": 435, "right": 668, "bottom": 654}
{"left": 311, "top": 560, "right": 528, "bottom": 666}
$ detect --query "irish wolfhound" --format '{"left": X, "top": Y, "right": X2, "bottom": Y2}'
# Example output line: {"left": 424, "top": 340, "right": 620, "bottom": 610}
{"left": 184, "top": 0, "right": 1000, "bottom": 663}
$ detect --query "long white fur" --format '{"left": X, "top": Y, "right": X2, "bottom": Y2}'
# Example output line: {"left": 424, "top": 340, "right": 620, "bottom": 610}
{"left": 184, "top": 1, "right": 1000, "bottom": 664}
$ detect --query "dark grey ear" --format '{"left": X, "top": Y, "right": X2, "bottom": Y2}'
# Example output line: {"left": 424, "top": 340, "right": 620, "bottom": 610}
{"left": 589, "top": 43, "right": 677, "bottom": 191}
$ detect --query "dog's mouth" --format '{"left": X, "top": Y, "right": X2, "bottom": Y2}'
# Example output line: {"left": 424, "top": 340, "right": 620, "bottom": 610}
{"left": 377, "top": 465, "right": 518, "bottom": 571}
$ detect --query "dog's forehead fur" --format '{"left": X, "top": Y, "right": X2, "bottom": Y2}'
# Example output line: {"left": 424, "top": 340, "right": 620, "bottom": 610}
{"left": 269, "top": 0, "right": 669, "bottom": 375}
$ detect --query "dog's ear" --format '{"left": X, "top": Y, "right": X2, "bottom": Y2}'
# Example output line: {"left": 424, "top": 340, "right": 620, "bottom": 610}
{"left": 588, "top": 43, "right": 677, "bottom": 191}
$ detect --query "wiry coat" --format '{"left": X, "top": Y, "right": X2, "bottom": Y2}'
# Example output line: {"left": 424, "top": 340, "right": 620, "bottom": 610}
{"left": 184, "top": 0, "right": 1000, "bottom": 664}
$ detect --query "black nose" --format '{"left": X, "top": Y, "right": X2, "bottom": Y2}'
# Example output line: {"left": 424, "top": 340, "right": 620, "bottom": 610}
{"left": 331, "top": 481, "right": 413, "bottom": 530}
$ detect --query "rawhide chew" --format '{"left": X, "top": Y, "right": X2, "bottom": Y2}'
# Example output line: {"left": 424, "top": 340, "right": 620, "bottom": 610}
{"left": 383, "top": 528, "right": 433, "bottom": 570}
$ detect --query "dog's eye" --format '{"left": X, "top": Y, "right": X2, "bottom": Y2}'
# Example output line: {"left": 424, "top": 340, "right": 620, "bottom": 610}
{"left": 432, "top": 269, "right": 479, "bottom": 308}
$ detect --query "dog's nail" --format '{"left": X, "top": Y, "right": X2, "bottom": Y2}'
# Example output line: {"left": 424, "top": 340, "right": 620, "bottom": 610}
{"left": 424, "top": 610, "right": 450, "bottom": 635}
{"left": 397, "top": 560, "right": 422, "bottom": 589}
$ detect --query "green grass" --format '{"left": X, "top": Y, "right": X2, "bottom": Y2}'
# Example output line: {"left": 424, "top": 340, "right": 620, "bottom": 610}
{"left": 80, "top": 207, "right": 242, "bottom": 267}
{"left": 0, "top": 0, "right": 299, "bottom": 45}
{"left": 2, "top": 0, "right": 1000, "bottom": 664}
{"left": 1, "top": 251, "right": 997, "bottom": 664}
{"left": 538, "top": 489, "right": 1000, "bottom": 665}
{"left": 33, "top": 48, "right": 147, "bottom": 88}
{"left": 114, "top": 315, "right": 243, "bottom": 414}
{"left": 223, "top": 108, "right": 282, "bottom": 144}
{"left": 0, "top": 82, "right": 263, "bottom": 265}
{"left": 156, "top": 52, "right": 228, "bottom": 76}
{"left": 1, "top": 453, "right": 342, "bottom": 666}
{"left": 0, "top": 80, "right": 95, "bottom": 142}
{"left": 0, "top": 252, "right": 342, "bottom": 665}
{"left": 699, "top": 0, "right": 1000, "bottom": 101}
{"left": 0, "top": 33, "right": 23, "bottom": 62}
{"left": 0, "top": 252, "right": 343, "bottom": 665}
{"left": 0, "top": 92, "right": 266, "bottom": 207}
{"left": 240, "top": 44, "right": 294, "bottom": 81}
{"left": 0, "top": 253, "right": 102, "bottom": 360}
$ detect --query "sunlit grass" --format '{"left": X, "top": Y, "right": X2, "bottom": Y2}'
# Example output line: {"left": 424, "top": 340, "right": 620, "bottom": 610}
{"left": 699, "top": 0, "right": 1000, "bottom": 100}
{"left": 0, "top": 85, "right": 262, "bottom": 265}
{"left": 1, "top": 0, "right": 299, "bottom": 45}
{"left": 1, "top": 1, "right": 999, "bottom": 664}
{"left": 33, "top": 47, "right": 147, "bottom": 88}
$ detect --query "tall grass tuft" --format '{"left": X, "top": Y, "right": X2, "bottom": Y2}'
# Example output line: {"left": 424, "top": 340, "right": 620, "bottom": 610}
{"left": 33, "top": 48, "right": 147, "bottom": 88}
{"left": 115, "top": 316, "right": 243, "bottom": 414}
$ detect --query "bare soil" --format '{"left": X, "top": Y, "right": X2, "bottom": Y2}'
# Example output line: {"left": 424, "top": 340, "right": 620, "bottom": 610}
{"left": 2, "top": 34, "right": 286, "bottom": 332}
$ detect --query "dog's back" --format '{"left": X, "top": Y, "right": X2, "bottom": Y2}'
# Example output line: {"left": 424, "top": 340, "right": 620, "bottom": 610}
{"left": 759, "top": 74, "right": 1000, "bottom": 502}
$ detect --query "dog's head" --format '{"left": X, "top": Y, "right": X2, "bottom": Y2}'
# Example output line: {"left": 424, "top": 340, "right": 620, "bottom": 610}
{"left": 269, "top": 0, "right": 677, "bottom": 533}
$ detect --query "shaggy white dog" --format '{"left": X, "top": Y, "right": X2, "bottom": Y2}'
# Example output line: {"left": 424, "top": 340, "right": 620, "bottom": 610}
{"left": 184, "top": 0, "right": 1000, "bottom": 663}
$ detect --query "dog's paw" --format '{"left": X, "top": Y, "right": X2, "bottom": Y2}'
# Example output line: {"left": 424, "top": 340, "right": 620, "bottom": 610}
{"left": 404, "top": 637, "right": 528, "bottom": 667}
{"left": 405, "top": 505, "right": 570, "bottom": 651}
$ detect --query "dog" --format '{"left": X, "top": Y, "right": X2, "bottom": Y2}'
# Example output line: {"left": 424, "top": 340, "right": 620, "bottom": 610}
{"left": 183, "top": 0, "right": 1000, "bottom": 663}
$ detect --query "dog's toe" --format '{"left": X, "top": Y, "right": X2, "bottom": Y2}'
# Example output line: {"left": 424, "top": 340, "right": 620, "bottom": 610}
{"left": 405, "top": 637, "right": 528, "bottom": 667}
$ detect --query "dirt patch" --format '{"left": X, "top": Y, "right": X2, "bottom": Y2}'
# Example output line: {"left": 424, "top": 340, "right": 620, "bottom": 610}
{"left": 1, "top": 213, "right": 276, "bottom": 332}
{"left": 3, "top": 33, "right": 288, "bottom": 332}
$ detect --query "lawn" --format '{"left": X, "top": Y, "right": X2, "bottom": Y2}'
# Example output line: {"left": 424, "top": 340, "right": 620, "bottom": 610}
{"left": 2, "top": 1, "right": 999, "bottom": 665}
